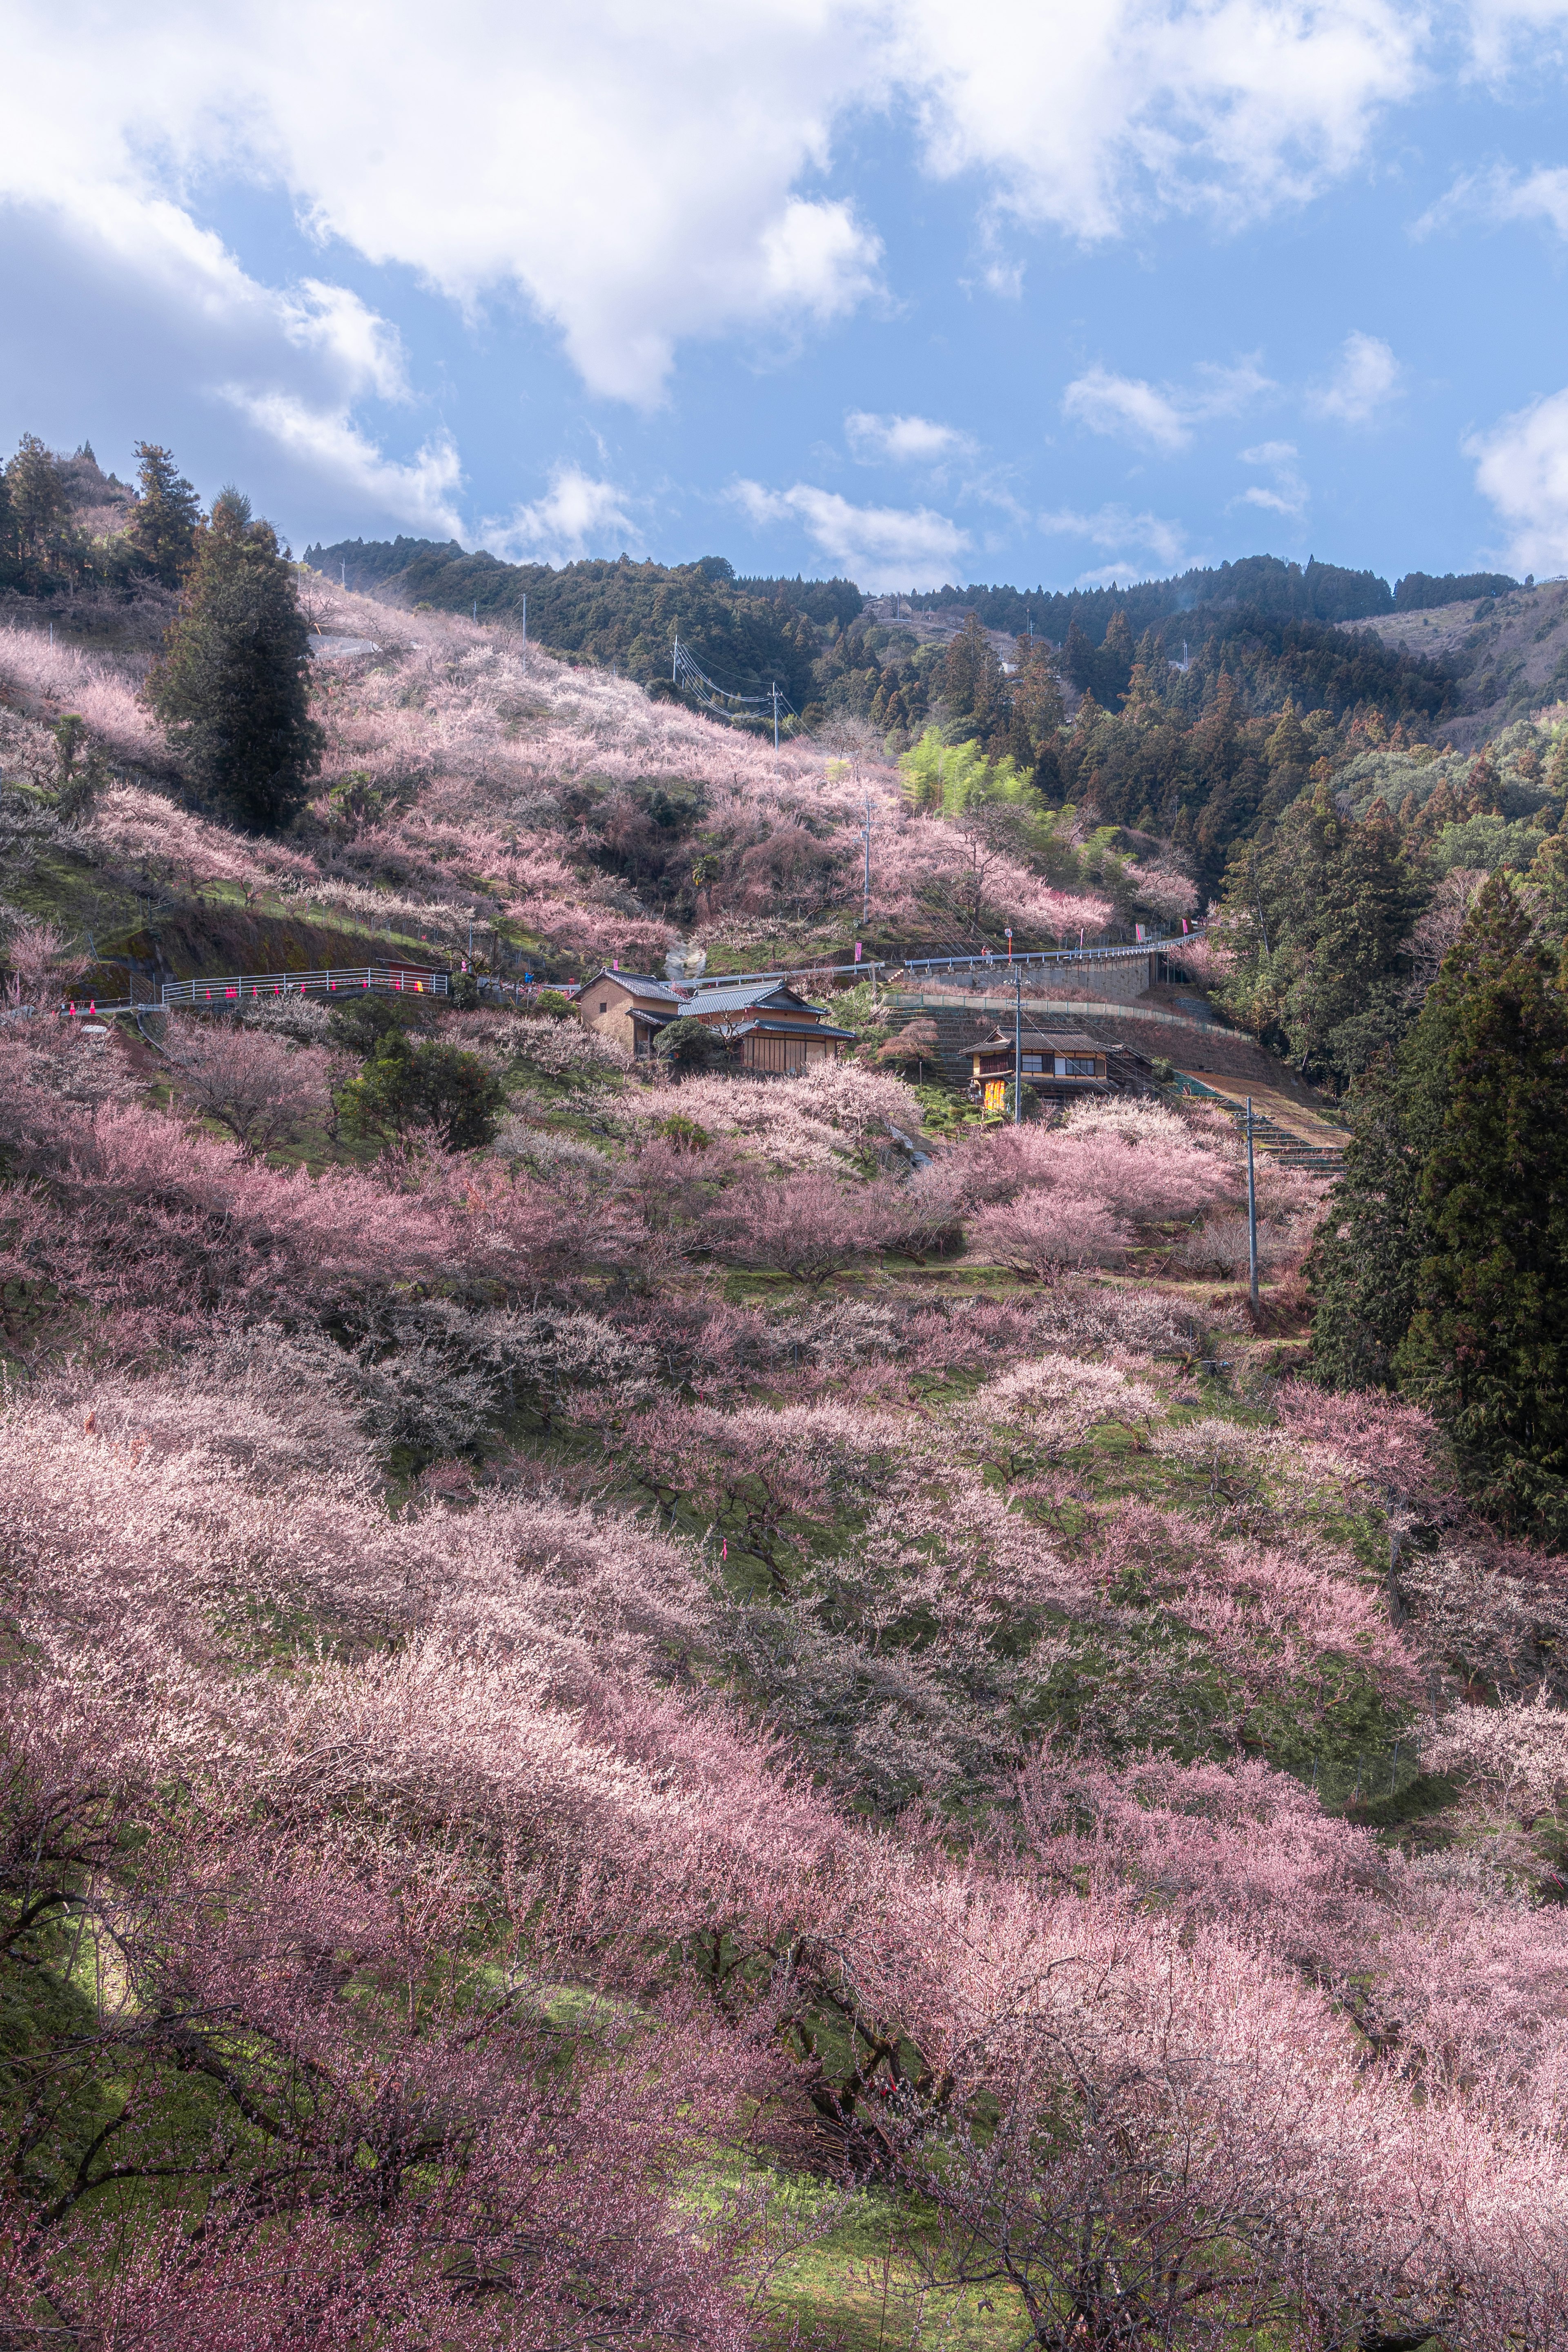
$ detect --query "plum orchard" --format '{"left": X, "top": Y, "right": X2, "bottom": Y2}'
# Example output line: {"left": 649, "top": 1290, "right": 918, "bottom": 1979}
{"left": 2, "top": 1009, "right": 1568, "bottom": 2346}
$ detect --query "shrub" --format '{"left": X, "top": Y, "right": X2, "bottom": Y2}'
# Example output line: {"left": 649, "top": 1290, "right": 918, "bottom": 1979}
{"left": 339, "top": 1032, "right": 508, "bottom": 1152}
{"left": 654, "top": 1015, "right": 729, "bottom": 1072}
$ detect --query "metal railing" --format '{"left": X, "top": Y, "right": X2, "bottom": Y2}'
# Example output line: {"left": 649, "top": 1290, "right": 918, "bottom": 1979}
{"left": 162, "top": 964, "right": 448, "bottom": 1009}
{"left": 901, "top": 929, "right": 1202, "bottom": 977}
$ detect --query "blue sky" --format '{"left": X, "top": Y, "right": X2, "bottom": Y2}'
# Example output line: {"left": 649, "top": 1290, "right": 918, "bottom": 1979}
{"left": 7, "top": 0, "right": 1568, "bottom": 593}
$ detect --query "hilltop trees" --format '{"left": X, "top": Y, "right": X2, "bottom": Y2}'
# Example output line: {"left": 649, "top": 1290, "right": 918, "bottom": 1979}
{"left": 127, "top": 441, "right": 201, "bottom": 585}
{"left": 149, "top": 488, "right": 323, "bottom": 831}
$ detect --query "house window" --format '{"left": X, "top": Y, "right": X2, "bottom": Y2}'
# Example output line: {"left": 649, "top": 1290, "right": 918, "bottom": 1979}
{"left": 1021, "top": 1054, "right": 1044, "bottom": 1073}
{"left": 1057, "top": 1056, "right": 1096, "bottom": 1076}
{"left": 599, "top": 1000, "right": 608, "bottom": 1013}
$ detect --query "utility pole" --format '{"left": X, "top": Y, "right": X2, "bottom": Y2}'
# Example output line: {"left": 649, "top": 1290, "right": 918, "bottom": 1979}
{"left": 672, "top": 634, "right": 679, "bottom": 684}
{"left": 1246, "top": 1096, "right": 1259, "bottom": 1307}
{"left": 861, "top": 795, "right": 872, "bottom": 927}
{"left": 521, "top": 593, "right": 527, "bottom": 666}
{"left": 771, "top": 681, "right": 780, "bottom": 760}
{"left": 1013, "top": 967, "right": 1023, "bottom": 1125}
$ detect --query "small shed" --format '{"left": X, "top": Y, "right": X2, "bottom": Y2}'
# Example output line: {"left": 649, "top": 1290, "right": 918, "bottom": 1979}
{"left": 969, "top": 1027, "right": 1108, "bottom": 1113}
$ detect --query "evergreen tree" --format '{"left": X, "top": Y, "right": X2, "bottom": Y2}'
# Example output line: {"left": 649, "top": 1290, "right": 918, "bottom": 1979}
{"left": 128, "top": 442, "right": 202, "bottom": 585}
{"left": 149, "top": 489, "right": 323, "bottom": 833}
{"left": 1214, "top": 783, "right": 1423, "bottom": 1085}
{"left": 4, "top": 434, "right": 67, "bottom": 572}
{"left": 1262, "top": 699, "right": 1310, "bottom": 815}
{"left": 1308, "top": 1053, "right": 1433, "bottom": 1393}
{"left": 1395, "top": 879, "right": 1568, "bottom": 1535}
{"left": 942, "top": 613, "right": 1005, "bottom": 736}
{"left": 0, "top": 465, "right": 18, "bottom": 586}
{"left": 1098, "top": 608, "right": 1135, "bottom": 707}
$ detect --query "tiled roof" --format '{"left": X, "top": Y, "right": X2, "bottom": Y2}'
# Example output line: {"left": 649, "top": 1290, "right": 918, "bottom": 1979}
{"left": 591, "top": 970, "right": 681, "bottom": 1003}
{"left": 686, "top": 980, "right": 812, "bottom": 1015}
{"left": 974, "top": 1027, "right": 1100, "bottom": 1051}
{"left": 729, "top": 1018, "right": 859, "bottom": 1040}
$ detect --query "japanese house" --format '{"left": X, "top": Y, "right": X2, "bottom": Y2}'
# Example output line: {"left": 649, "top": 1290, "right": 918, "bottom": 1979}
{"left": 969, "top": 1027, "right": 1109, "bottom": 1114}
{"left": 578, "top": 971, "right": 856, "bottom": 1070}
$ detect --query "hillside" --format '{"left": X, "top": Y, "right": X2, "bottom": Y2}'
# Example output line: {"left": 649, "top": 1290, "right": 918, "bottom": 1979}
{"left": 7, "top": 873, "right": 1568, "bottom": 2344}
{"left": 8, "top": 434, "right": 1568, "bottom": 2345}
{"left": 0, "top": 586, "right": 1138, "bottom": 997}
{"left": 1339, "top": 575, "right": 1568, "bottom": 747}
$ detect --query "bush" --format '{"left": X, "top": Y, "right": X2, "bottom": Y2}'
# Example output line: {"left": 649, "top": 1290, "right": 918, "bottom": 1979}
{"left": 654, "top": 1016, "right": 729, "bottom": 1072}
{"left": 339, "top": 1033, "right": 507, "bottom": 1152}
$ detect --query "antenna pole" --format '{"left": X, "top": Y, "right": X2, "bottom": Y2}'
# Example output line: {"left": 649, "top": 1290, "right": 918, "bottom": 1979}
{"left": 1246, "top": 1097, "right": 1259, "bottom": 1307}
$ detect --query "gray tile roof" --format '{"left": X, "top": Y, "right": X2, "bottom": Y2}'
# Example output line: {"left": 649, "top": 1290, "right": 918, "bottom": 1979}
{"left": 592, "top": 970, "right": 682, "bottom": 1003}
{"left": 974, "top": 1027, "right": 1101, "bottom": 1051}
{"left": 685, "top": 979, "right": 812, "bottom": 1016}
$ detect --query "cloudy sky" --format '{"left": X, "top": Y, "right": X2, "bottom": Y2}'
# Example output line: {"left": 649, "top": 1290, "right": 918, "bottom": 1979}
{"left": 6, "top": 0, "right": 1568, "bottom": 591}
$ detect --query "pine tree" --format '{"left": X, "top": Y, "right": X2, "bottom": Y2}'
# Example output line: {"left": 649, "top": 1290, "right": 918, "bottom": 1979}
{"left": 942, "top": 613, "right": 1004, "bottom": 735}
{"left": 149, "top": 488, "right": 323, "bottom": 833}
{"left": 1308, "top": 1053, "right": 1433, "bottom": 1393}
{"left": 128, "top": 443, "right": 202, "bottom": 586}
{"left": 1262, "top": 700, "right": 1310, "bottom": 815}
{"left": 4, "top": 434, "right": 67, "bottom": 570}
{"left": 1098, "top": 608, "right": 1134, "bottom": 707}
{"left": 1396, "top": 878, "right": 1568, "bottom": 1535}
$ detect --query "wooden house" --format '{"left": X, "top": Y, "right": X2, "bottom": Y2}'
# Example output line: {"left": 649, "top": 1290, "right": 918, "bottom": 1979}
{"left": 576, "top": 971, "right": 684, "bottom": 1058}
{"left": 969, "top": 1027, "right": 1108, "bottom": 1114}
{"left": 578, "top": 971, "right": 855, "bottom": 1070}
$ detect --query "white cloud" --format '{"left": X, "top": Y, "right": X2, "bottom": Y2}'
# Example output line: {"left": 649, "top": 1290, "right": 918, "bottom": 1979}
{"left": 0, "top": 0, "right": 1438, "bottom": 434}
{"left": 1236, "top": 439, "right": 1307, "bottom": 519}
{"left": 845, "top": 410, "right": 976, "bottom": 465}
{"left": 0, "top": 182, "right": 458, "bottom": 539}
{"left": 1063, "top": 368, "right": 1192, "bottom": 454}
{"left": 488, "top": 467, "right": 643, "bottom": 564}
{"left": 1307, "top": 331, "right": 1402, "bottom": 425}
{"left": 224, "top": 396, "right": 463, "bottom": 536}
{"left": 1465, "top": 0, "right": 1568, "bottom": 79}
{"left": 1061, "top": 357, "right": 1273, "bottom": 453}
{"left": 733, "top": 480, "right": 968, "bottom": 587}
{"left": 893, "top": 0, "right": 1422, "bottom": 240}
{"left": 1466, "top": 387, "right": 1568, "bottom": 572}
{"left": 1420, "top": 162, "right": 1568, "bottom": 239}
{"left": 1039, "top": 504, "right": 1192, "bottom": 576}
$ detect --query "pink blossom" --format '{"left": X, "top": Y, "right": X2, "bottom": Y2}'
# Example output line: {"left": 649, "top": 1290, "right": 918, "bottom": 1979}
{"left": 968, "top": 1189, "right": 1132, "bottom": 1275}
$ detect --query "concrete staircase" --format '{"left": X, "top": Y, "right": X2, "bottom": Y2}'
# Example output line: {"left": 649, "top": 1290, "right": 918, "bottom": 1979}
{"left": 1203, "top": 1096, "right": 1345, "bottom": 1175}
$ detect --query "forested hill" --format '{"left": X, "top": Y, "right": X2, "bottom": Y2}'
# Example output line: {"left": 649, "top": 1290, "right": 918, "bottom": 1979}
{"left": 906, "top": 555, "right": 1521, "bottom": 642}
{"left": 301, "top": 540, "right": 860, "bottom": 708}
{"left": 307, "top": 534, "right": 1467, "bottom": 726}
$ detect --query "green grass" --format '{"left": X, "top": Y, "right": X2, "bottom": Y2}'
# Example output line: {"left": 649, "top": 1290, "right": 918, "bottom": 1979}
{"left": 694, "top": 2159, "right": 1029, "bottom": 2352}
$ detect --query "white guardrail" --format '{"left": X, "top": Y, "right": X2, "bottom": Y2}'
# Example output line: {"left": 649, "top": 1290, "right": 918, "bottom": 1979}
{"left": 160, "top": 964, "right": 449, "bottom": 1009}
